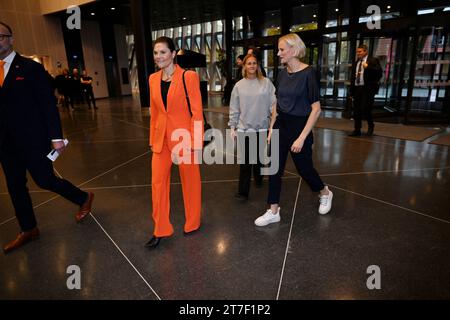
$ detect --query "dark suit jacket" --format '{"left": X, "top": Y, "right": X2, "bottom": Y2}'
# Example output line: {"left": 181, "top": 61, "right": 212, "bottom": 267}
{"left": 0, "top": 53, "right": 63, "bottom": 157}
{"left": 350, "top": 56, "right": 382, "bottom": 95}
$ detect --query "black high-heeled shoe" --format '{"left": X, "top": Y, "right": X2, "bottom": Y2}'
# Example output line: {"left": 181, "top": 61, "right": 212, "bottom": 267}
{"left": 183, "top": 227, "right": 201, "bottom": 236}
{"left": 145, "top": 236, "right": 162, "bottom": 248}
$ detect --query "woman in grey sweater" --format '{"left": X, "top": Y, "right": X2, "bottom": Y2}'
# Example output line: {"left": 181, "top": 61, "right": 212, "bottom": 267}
{"left": 228, "top": 54, "right": 277, "bottom": 201}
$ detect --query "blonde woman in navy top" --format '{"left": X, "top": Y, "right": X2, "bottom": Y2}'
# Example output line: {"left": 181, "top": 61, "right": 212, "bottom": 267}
{"left": 255, "top": 33, "right": 333, "bottom": 227}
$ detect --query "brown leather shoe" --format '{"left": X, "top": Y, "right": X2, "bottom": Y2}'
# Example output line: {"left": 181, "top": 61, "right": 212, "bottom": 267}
{"left": 75, "top": 192, "right": 94, "bottom": 222}
{"left": 3, "top": 227, "right": 40, "bottom": 254}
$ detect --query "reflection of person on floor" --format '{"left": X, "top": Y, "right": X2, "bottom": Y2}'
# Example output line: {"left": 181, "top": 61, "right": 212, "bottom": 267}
{"left": 254, "top": 33, "right": 333, "bottom": 227}
{"left": 229, "top": 53, "right": 276, "bottom": 201}
{"left": 0, "top": 21, "right": 94, "bottom": 254}
{"left": 146, "top": 36, "right": 203, "bottom": 249}
{"left": 54, "top": 69, "right": 67, "bottom": 107}
{"left": 70, "top": 68, "right": 82, "bottom": 107}
{"left": 59, "top": 68, "right": 75, "bottom": 109}
{"left": 81, "top": 69, "right": 97, "bottom": 110}
{"left": 348, "top": 44, "right": 382, "bottom": 137}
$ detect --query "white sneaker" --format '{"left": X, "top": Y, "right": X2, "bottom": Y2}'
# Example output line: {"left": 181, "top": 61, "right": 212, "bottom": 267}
{"left": 318, "top": 186, "right": 333, "bottom": 215}
{"left": 254, "top": 207, "right": 281, "bottom": 226}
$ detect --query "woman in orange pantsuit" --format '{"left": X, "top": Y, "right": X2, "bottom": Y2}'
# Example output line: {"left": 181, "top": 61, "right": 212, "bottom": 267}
{"left": 146, "top": 37, "right": 203, "bottom": 249}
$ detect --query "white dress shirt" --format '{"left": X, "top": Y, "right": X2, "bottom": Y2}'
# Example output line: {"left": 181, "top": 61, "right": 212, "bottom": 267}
{"left": 1, "top": 50, "right": 16, "bottom": 81}
{"left": 355, "top": 55, "right": 368, "bottom": 86}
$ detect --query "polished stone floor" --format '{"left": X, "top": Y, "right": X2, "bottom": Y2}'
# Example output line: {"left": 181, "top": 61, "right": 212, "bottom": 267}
{"left": 0, "top": 95, "right": 449, "bottom": 300}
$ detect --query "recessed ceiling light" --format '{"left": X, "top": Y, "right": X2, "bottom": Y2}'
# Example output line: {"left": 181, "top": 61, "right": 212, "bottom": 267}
{"left": 90, "top": 12, "right": 95, "bottom": 16}
{"left": 111, "top": 7, "right": 115, "bottom": 10}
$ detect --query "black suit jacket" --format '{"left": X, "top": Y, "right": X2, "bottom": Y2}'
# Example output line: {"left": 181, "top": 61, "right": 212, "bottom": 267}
{"left": 350, "top": 56, "right": 382, "bottom": 95}
{"left": 0, "top": 53, "right": 63, "bottom": 157}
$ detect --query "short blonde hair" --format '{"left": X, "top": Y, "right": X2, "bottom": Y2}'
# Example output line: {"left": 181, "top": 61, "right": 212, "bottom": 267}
{"left": 278, "top": 33, "right": 306, "bottom": 60}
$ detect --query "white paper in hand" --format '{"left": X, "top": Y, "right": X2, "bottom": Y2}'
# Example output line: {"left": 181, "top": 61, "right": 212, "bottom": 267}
{"left": 47, "top": 139, "right": 69, "bottom": 162}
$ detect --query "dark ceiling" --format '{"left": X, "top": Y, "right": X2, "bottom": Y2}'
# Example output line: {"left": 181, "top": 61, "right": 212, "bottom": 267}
{"left": 75, "top": 0, "right": 294, "bottom": 31}
{"left": 57, "top": 0, "right": 450, "bottom": 31}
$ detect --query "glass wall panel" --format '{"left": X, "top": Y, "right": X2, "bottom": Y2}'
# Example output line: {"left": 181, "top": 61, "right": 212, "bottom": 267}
{"left": 320, "top": 32, "right": 351, "bottom": 104}
{"left": 326, "top": 0, "right": 350, "bottom": 28}
{"left": 358, "top": 0, "right": 401, "bottom": 22}
{"left": 263, "top": 10, "right": 281, "bottom": 36}
{"left": 408, "top": 28, "right": 450, "bottom": 113}
{"left": 290, "top": 4, "right": 319, "bottom": 32}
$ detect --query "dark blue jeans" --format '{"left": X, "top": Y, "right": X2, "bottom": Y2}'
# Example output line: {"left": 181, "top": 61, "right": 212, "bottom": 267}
{"left": 267, "top": 112, "right": 325, "bottom": 204}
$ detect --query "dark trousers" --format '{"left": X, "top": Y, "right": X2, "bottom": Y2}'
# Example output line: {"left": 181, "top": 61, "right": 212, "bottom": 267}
{"left": 268, "top": 112, "right": 325, "bottom": 204}
{"left": 353, "top": 86, "right": 375, "bottom": 132}
{"left": 237, "top": 131, "right": 265, "bottom": 197}
{"left": 83, "top": 88, "right": 96, "bottom": 109}
{"left": 0, "top": 141, "right": 87, "bottom": 231}
{"left": 63, "top": 94, "right": 74, "bottom": 109}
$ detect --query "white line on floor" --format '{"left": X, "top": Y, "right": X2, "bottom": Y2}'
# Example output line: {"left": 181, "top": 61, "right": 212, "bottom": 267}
{"left": 276, "top": 178, "right": 302, "bottom": 300}
{"left": 0, "top": 151, "right": 150, "bottom": 227}
{"left": 112, "top": 118, "right": 150, "bottom": 130}
{"left": 284, "top": 166, "right": 450, "bottom": 178}
{"left": 321, "top": 166, "right": 450, "bottom": 177}
{"left": 89, "top": 213, "right": 162, "bottom": 300}
{"left": 327, "top": 183, "right": 450, "bottom": 225}
{"left": 70, "top": 139, "right": 148, "bottom": 144}
{"left": 2, "top": 166, "right": 448, "bottom": 196}
{"left": 54, "top": 168, "right": 63, "bottom": 179}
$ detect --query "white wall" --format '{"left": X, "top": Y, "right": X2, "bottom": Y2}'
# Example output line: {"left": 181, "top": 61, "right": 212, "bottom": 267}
{"left": 80, "top": 20, "right": 109, "bottom": 98}
{"left": 39, "top": 0, "right": 96, "bottom": 15}
{"left": 0, "top": 0, "right": 68, "bottom": 75}
{"left": 114, "top": 24, "right": 132, "bottom": 96}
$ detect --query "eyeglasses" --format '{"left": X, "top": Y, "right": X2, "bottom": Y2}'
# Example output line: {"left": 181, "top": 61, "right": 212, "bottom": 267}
{"left": 0, "top": 34, "right": 12, "bottom": 41}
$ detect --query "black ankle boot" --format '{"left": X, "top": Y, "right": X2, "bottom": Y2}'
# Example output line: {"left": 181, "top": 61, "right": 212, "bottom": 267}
{"left": 145, "top": 236, "right": 161, "bottom": 248}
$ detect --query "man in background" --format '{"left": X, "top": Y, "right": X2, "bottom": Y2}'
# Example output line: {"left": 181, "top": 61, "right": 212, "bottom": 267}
{"left": 348, "top": 44, "right": 382, "bottom": 137}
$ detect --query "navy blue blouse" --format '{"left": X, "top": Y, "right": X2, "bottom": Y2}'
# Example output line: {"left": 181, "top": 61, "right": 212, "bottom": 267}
{"left": 276, "top": 66, "right": 320, "bottom": 117}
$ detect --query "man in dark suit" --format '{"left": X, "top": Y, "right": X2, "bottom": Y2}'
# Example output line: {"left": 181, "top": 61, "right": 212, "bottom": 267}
{"left": 0, "top": 22, "right": 94, "bottom": 254}
{"left": 348, "top": 44, "right": 382, "bottom": 136}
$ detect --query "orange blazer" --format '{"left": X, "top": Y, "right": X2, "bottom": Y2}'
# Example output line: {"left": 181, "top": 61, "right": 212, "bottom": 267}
{"left": 149, "top": 65, "right": 204, "bottom": 153}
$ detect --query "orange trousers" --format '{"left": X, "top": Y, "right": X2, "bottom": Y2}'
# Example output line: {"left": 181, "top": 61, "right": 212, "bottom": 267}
{"left": 151, "top": 141, "right": 202, "bottom": 237}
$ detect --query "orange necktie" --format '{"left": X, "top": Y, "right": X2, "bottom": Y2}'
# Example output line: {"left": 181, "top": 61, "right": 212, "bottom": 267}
{"left": 0, "top": 60, "right": 5, "bottom": 87}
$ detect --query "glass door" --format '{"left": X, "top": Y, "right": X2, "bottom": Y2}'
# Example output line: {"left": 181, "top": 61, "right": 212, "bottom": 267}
{"left": 320, "top": 32, "right": 352, "bottom": 108}
{"left": 260, "top": 45, "right": 277, "bottom": 82}
{"left": 408, "top": 27, "right": 450, "bottom": 116}
{"left": 356, "top": 33, "right": 405, "bottom": 117}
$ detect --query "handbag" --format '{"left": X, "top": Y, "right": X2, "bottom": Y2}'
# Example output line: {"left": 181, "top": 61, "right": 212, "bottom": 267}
{"left": 182, "top": 70, "right": 213, "bottom": 146}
